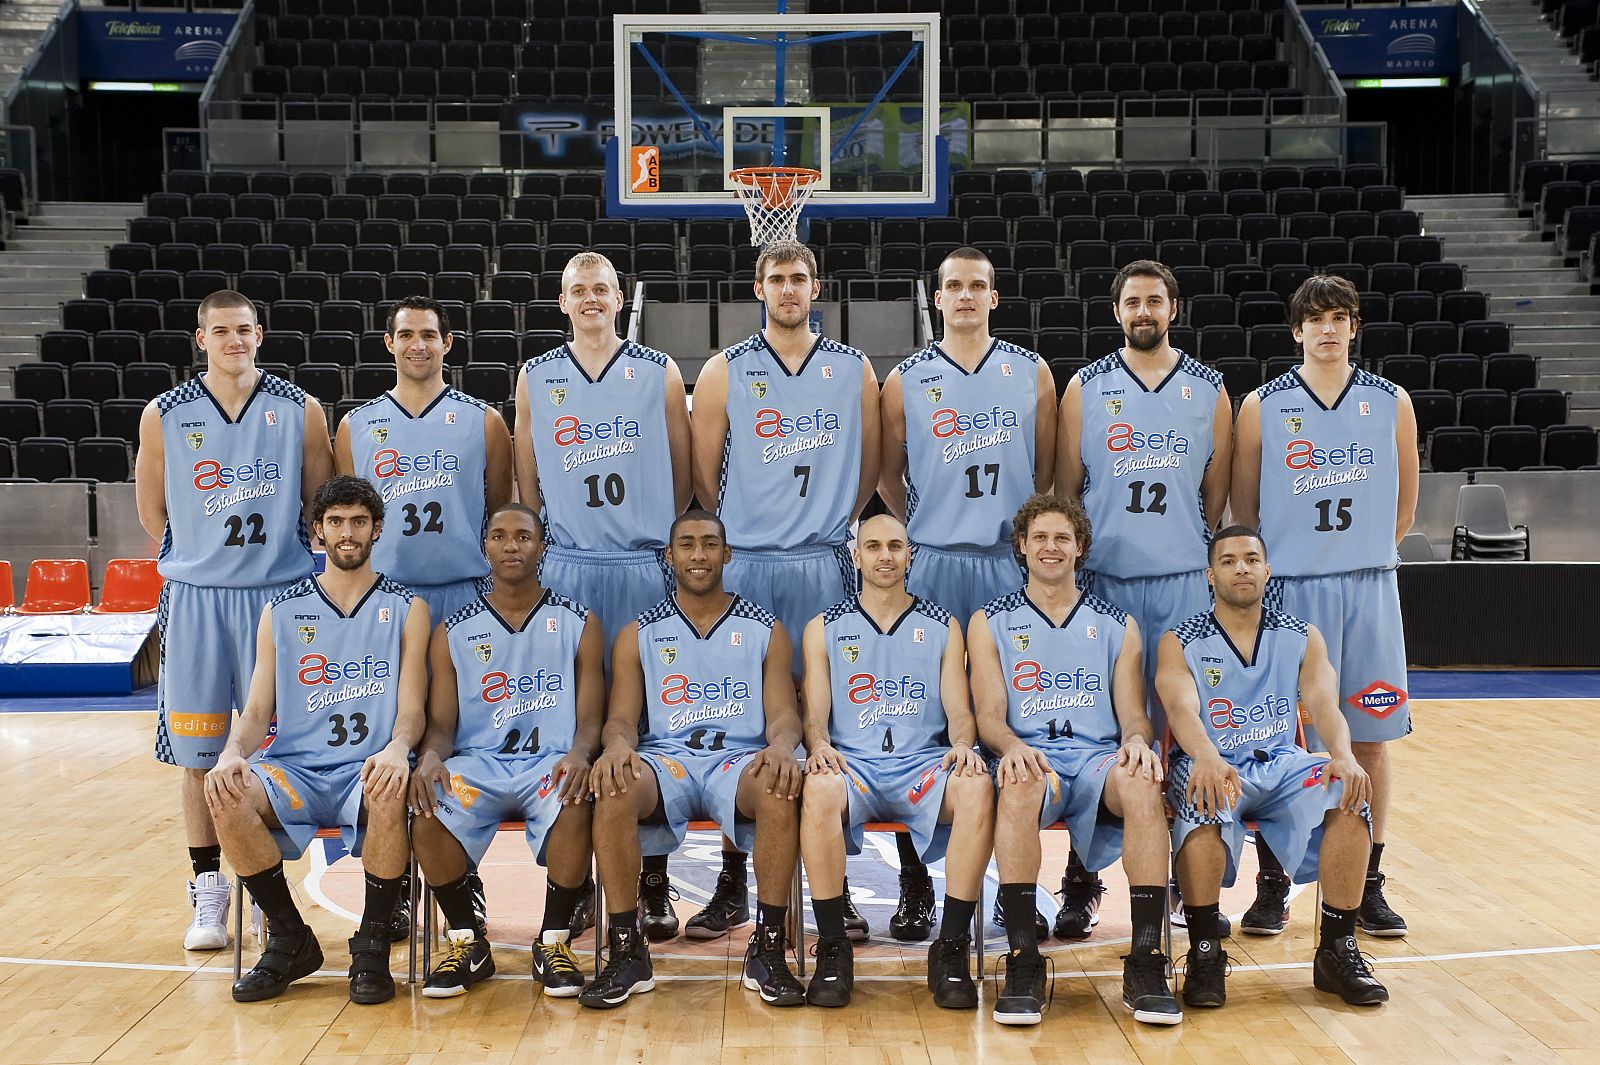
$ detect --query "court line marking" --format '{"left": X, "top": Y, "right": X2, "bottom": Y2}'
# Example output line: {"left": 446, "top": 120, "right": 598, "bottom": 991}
{"left": 3, "top": 942, "right": 1596, "bottom": 982}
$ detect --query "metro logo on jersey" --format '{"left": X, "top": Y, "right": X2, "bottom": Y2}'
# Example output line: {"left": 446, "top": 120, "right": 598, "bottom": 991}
{"left": 1348, "top": 680, "right": 1407, "bottom": 719}
{"left": 752, "top": 407, "right": 842, "bottom": 439}
{"left": 370, "top": 448, "right": 462, "bottom": 478}
{"left": 536, "top": 772, "right": 556, "bottom": 798}
{"left": 907, "top": 764, "right": 940, "bottom": 804}
{"left": 1301, "top": 763, "right": 1327, "bottom": 788}
{"left": 552, "top": 414, "right": 642, "bottom": 447}
{"left": 846, "top": 672, "right": 928, "bottom": 704}
{"left": 191, "top": 457, "right": 282, "bottom": 491}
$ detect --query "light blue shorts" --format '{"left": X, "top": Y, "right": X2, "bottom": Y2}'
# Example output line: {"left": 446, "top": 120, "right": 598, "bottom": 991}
{"left": 906, "top": 542, "right": 1024, "bottom": 624}
{"left": 251, "top": 756, "right": 367, "bottom": 859}
{"left": 1035, "top": 745, "right": 1126, "bottom": 875}
{"left": 155, "top": 579, "right": 297, "bottom": 769}
{"left": 1266, "top": 568, "right": 1411, "bottom": 746}
{"left": 723, "top": 544, "right": 854, "bottom": 674}
{"left": 839, "top": 750, "right": 958, "bottom": 864}
{"left": 637, "top": 746, "right": 764, "bottom": 856}
{"left": 412, "top": 577, "right": 490, "bottom": 631}
{"left": 540, "top": 544, "right": 671, "bottom": 660}
{"left": 424, "top": 749, "right": 573, "bottom": 865}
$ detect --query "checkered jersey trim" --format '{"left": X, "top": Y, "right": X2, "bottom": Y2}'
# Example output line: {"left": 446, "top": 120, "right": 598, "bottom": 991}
{"left": 1257, "top": 371, "right": 1301, "bottom": 400}
{"left": 270, "top": 576, "right": 318, "bottom": 607}
{"left": 991, "top": 339, "right": 1041, "bottom": 364}
{"left": 376, "top": 575, "right": 415, "bottom": 603}
{"left": 822, "top": 597, "right": 859, "bottom": 625}
{"left": 1351, "top": 367, "right": 1398, "bottom": 397}
{"left": 522, "top": 343, "right": 573, "bottom": 376}
{"left": 1264, "top": 608, "right": 1309, "bottom": 635}
{"left": 443, "top": 386, "right": 488, "bottom": 412}
{"left": 893, "top": 345, "right": 943, "bottom": 376}
{"left": 982, "top": 589, "right": 1028, "bottom": 619}
{"left": 1081, "top": 593, "right": 1128, "bottom": 625}
{"left": 722, "top": 335, "right": 765, "bottom": 363}
{"left": 729, "top": 594, "right": 778, "bottom": 629}
{"left": 1172, "top": 610, "right": 1219, "bottom": 646}
{"left": 637, "top": 596, "right": 677, "bottom": 627}
{"left": 1078, "top": 352, "right": 1121, "bottom": 385}
{"left": 443, "top": 599, "right": 485, "bottom": 632}
{"left": 912, "top": 597, "right": 954, "bottom": 626}
{"left": 1177, "top": 352, "right": 1223, "bottom": 389}
{"left": 547, "top": 590, "right": 590, "bottom": 620}
{"left": 628, "top": 342, "right": 670, "bottom": 368}
{"left": 156, "top": 378, "right": 207, "bottom": 415}
{"left": 259, "top": 374, "right": 307, "bottom": 404}
{"left": 347, "top": 394, "right": 386, "bottom": 419}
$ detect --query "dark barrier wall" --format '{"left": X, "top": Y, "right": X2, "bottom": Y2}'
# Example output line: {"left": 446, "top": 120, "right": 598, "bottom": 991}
{"left": 1456, "top": 0, "right": 1541, "bottom": 194}
{"left": 1399, "top": 562, "right": 1600, "bottom": 667}
{"left": 5, "top": 0, "right": 79, "bottom": 201}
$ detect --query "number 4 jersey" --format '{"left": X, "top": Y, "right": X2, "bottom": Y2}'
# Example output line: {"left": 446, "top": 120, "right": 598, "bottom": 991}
{"left": 822, "top": 596, "right": 953, "bottom": 758}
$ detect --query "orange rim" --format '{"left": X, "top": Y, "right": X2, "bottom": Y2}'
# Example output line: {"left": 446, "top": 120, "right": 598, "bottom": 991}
{"left": 730, "top": 166, "right": 821, "bottom": 210}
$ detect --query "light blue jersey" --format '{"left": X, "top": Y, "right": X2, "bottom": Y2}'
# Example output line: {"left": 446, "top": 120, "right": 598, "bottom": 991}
{"left": 268, "top": 575, "right": 412, "bottom": 769}
{"left": 636, "top": 594, "right": 774, "bottom": 754}
{"left": 1173, "top": 609, "right": 1307, "bottom": 766}
{"left": 345, "top": 388, "right": 490, "bottom": 587}
{"left": 1255, "top": 368, "right": 1401, "bottom": 577}
{"left": 522, "top": 341, "right": 677, "bottom": 552}
{"left": 822, "top": 596, "right": 952, "bottom": 759}
{"left": 156, "top": 373, "right": 312, "bottom": 587}
{"left": 443, "top": 590, "right": 587, "bottom": 758}
{"left": 983, "top": 589, "right": 1127, "bottom": 752}
{"left": 718, "top": 334, "right": 863, "bottom": 550}
{"left": 1077, "top": 352, "right": 1221, "bottom": 578}
{"left": 895, "top": 341, "right": 1040, "bottom": 550}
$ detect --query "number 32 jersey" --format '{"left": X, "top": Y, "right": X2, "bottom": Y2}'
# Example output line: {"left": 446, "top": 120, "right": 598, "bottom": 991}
{"left": 636, "top": 594, "right": 775, "bottom": 755}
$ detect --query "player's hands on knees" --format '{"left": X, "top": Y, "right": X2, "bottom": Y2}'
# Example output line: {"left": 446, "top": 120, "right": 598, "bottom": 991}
{"left": 204, "top": 751, "right": 251, "bottom": 811}
{"left": 552, "top": 751, "right": 592, "bottom": 805}
{"left": 1186, "top": 754, "right": 1239, "bottom": 817}
{"left": 1323, "top": 754, "right": 1372, "bottom": 814}
{"left": 590, "top": 745, "right": 643, "bottom": 798}
{"left": 361, "top": 742, "right": 410, "bottom": 802}
{"left": 804, "top": 743, "right": 848, "bottom": 777}
{"left": 996, "top": 745, "right": 1050, "bottom": 787}
{"left": 1117, "top": 738, "right": 1163, "bottom": 783}
{"left": 752, "top": 744, "right": 802, "bottom": 800}
{"left": 942, "top": 743, "right": 985, "bottom": 777}
{"left": 408, "top": 751, "right": 449, "bottom": 816}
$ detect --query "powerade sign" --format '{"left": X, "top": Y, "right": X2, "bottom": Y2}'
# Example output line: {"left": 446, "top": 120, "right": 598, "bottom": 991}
{"left": 78, "top": 11, "right": 237, "bottom": 82}
{"left": 1302, "top": 3, "right": 1457, "bottom": 78}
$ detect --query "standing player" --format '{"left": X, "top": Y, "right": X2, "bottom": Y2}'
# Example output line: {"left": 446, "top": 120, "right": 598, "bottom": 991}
{"left": 971, "top": 494, "right": 1179, "bottom": 1027}
{"left": 877, "top": 245, "right": 1056, "bottom": 941}
{"left": 337, "top": 295, "right": 513, "bottom": 626}
{"left": 580, "top": 511, "right": 806, "bottom": 1010}
{"left": 136, "top": 289, "right": 333, "bottom": 950}
{"left": 515, "top": 250, "right": 693, "bottom": 939}
{"left": 407, "top": 503, "right": 605, "bottom": 998}
{"left": 1230, "top": 274, "right": 1418, "bottom": 938}
{"left": 1054, "top": 260, "right": 1231, "bottom": 939}
{"left": 202, "top": 476, "right": 427, "bottom": 1004}
{"left": 688, "top": 239, "right": 878, "bottom": 937}
{"left": 1157, "top": 527, "right": 1387, "bottom": 1008}
{"left": 798, "top": 513, "right": 992, "bottom": 1009}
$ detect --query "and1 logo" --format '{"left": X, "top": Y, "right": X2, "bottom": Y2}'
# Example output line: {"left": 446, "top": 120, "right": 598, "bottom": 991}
{"left": 1285, "top": 417, "right": 1303, "bottom": 434}
{"left": 298, "top": 625, "right": 316, "bottom": 644}
{"left": 1204, "top": 667, "right": 1222, "bottom": 688}
{"left": 925, "top": 387, "right": 942, "bottom": 403}
{"left": 659, "top": 645, "right": 677, "bottom": 665}
{"left": 475, "top": 643, "right": 493, "bottom": 663}
{"left": 750, "top": 380, "right": 768, "bottom": 399}
{"left": 1105, "top": 399, "right": 1122, "bottom": 416}
{"left": 185, "top": 432, "right": 204, "bottom": 450}
{"left": 842, "top": 644, "right": 860, "bottom": 663}
{"left": 370, "top": 427, "right": 388, "bottom": 444}
{"left": 1348, "top": 681, "right": 1407, "bottom": 719}
{"left": 549, "top": 388, "right": 566, "bottom": 406}
{"left": 1012, "top": 633, "right": 1029, "bottom": 651}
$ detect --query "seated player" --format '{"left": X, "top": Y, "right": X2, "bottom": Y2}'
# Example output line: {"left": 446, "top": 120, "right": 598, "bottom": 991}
{"left": 582, "top": 510, "right": 805, "bottom": 1009}
{"left": 1157, "top": 526, "right": 1387, "bottom": 1008}
{"left": 970, "top": 494, "right": 1179, "bottom": 1027}
{"left": 204, "top": 475, "right": 427, "bottom": 1004}
{"left": 799, "top": 514, "right": 993, "bottom": 1009}
{"left": 407, "top": 503, "right": 605, "bottom": 998}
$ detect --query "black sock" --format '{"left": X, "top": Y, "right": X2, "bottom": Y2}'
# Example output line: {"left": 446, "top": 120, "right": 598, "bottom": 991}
{"left": 1367, "top": 842, "right": 1384, "bottom": 877}
{"left": 239, "top": 863, "right": 306, "bottom": 935}
{"left": 431, "top": 872, "right": 478, "bottom": 933}
{"left": 756, "top": 902, "right": 787, "bottom": 929}
{"left": 189, "top": 845, "right": 222, "bottom": 878}
{"left": 1129, "top": 885, "right": 1164, "bottom": 955}
{"left": 1184, "top": 902, "right": 1221, "bottom": 950}
{"left": 999, "top": 883, "right": 1038, "bottom": 953}
{"left": 643, "top": 853, "right": 668, "bottom": 876}
{"left": 896, "top": 832, "right": 928, "bottom": 877}
{"left": 542, "top": 878, "right": 587, "bottom": 935}
{"left": 1257, "top": 837, "right": 1285, "bottom": 876}
{"left": 939, "top": 896, "right": 977, "bottom": 942}
{"left": 358, "top": 872, "right": 404, "bottom": 938}
{"left": 813, "top": 895, "right": 846, "bottom": 939}
{"left": 608, "top": 909, "right": 639, "bottom": 938}
{"left": 1320, "top": 901, "right": 1358, "bottom": 944}
{"left": 1066, "top": 848, "right": 1090, "bottom": 882}
{"left": 721, "top": 850, "right": 747, "bottom": 881}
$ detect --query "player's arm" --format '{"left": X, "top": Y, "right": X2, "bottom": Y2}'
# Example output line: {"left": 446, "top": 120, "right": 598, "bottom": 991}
{"left": 553, "top": 611, "right": 607, "bottom": 803}
{"left": 365, "top": 595, "right": 430, "bottom": 800}
{"left": 799, "top": 616, "right": 836, "bottom": 759}
{"left": 1202, "top": 386, "right": 1234, "bottom": 530}
{"left": 1034, "top": 358, "right": 1059, "bottom": 492}
{"left": 688, "top": 354, "right": 730, "bottom": 510}
{"left": 1394, "top": 386, "right": 1420, "bottom": 544}
{"left": 853, "top": 357, "right": 882, "bottom": 520}
{"left": 752, "top": 621, "right": 803, "bottom": 798}
{"left": 512, "top": 366, "right": 541, "bottom": 512}
{"left": 204, "top": 605, "right": 277, "bottom": 809}
{"left": 410, "top": 621, "right": 459, "bottom": 817}
{"left": 483, "top": 404, "right": 515, "bottom": 516}
{"left": 969, "top": 610, "right": 1049, "bottom": 784}
{"left": 1110, "top": 618, "right": 1160, "bottom": 780}
{"left": 134, "top": 399, "right": 167, "bottom": 541}
{"left": 1155, "top": 630, "right": 1237, "bottom": 816}
{"left": 1298, "top": 624, "right": 1371, "bottom": 812}
{"left": 1228, "top": 391, "right": 1263, "bottom": 530}
{"left": 333, "top": 413, "right": 354, "bottom": 475}
{"left": 301, "top": 399, "right": 335, "bottom": 511}
{"left": 1052, "top": 374, "right": 1085, "bottom": 498}
{"left": 664, "top": 356, "right": 694, "bottom": 514}
{"left": 876, "top": 368, "right": 909, "bottom": 520}
{"left": 938, "top": 619, "right": 983, "bottom": 775}
{"left": 592, "top": 621, "right": 644, "bottom": 796}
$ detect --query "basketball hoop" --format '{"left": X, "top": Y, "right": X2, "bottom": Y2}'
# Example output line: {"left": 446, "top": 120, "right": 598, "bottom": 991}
{"left": 730, "top": 166, "right": 822, "bottom": 246}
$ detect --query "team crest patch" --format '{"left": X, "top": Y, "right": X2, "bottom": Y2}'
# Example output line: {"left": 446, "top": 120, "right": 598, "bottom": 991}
{"left": 1105, "top": 398, "right": 1122, "bottom": 416}
{"left": 298, "top": 625, "right": 316, "bottom": 644}
{"left": 750, "top": 380, "right": 768, "bottom": 399}
{"left": 474, "top": 643, "right": 493, "bottom": 663}
{"left": 185, "top": 431, "right": 204, "bottom": 450}
{"left": 913, "top": 628, "right": 925, "bottom": 642}
{"left": 1012, "top": 633, "right": 1030, "bottom": 651}
{"left": 1348, "top": 680, "right": 1407, "bottom": 719}
{"left": 625, "top": 366, "right": 635, "bottom": 379}
{"left": 925, "top": 386, "right": 942, "bottom": 403}
{"left": 369, "top": 426, "right": 388, "bottom": 444}
{"left": 1285, "top": 416, "right": 1303, "bottom": 434}
{"left": 842, "top": 644, "right": 860, "bottom": 663}
{"left": 659, "top": 645, "right": 677, "bottom": 665}
{"left": 1204, "top": 667, "right": 1222, "bottom": 688}
{"left": 1181, "top": 386, "right": 1192, "bottom": 400}
{"left": 549, "top": 388, "right": 566, "bottom": 406}
{"left": 1086, "top": 625, "right": 1098, "bottom": 640}
{"left": 378, "top": 607, "right": 391, "bottom": 623}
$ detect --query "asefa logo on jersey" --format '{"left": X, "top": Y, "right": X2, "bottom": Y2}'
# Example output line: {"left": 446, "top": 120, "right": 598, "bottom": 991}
{"left": 1204, "top": 667, "right": 1222, "bottom": 688}
{"left": 1012, "top": 633, "right": 1030, "bottom": 651}
{"left": 549, "top": 388, "right": 566, "bottom": 406}
{"left": 925, "top": 387, "right": 942, "bottom": 403}
{"left": 185, "top": 432, "right": 204, "bottom": 450}
{"left": 659, "top": 645, "right": 677, "bottom": 665}
{"left": 842, "top": 644, "right": 860, "bottom": 663}
{"left": 750, "top": 380, "right": 768, "bottom": 399}
{"left": 1285, "top": 417, "right": 1304, "bottom": 434}
{"left": 298, "top": 625, "right": 316, "bottom": 644}
{"left": 369, "top": 426, "right": 388, "bottom": 444}
{"left": 474, "top": 643, "right": 493, "bottom": 664}
{"left": 1105, "top": 399, "right": 1122, "bottom": 415}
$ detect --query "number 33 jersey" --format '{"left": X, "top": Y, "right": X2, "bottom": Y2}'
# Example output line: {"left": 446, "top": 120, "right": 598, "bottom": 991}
{"left": 269, "top": 575, "right": 412, "bottom": 768}
{"left": 636, "top": 595, "right": 775, "bottom": 754}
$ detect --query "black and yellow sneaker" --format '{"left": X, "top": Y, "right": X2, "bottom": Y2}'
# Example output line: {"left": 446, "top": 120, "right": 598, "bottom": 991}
{"left": 422, "top": 928, "right": 495, "bottom": 998}
{"left": 531, "top": 929, "right": 586, "bottom": 997}
{"left": 685, "top": 870, "right": 750, "bottom": 940}
{"left": 579, "top": 922, "right": 654, "bottom": 1009}
{"left": 231, "top": 925, "right": 323, "bottom": 1003}
{"left": 1313, "top": 935, "right": 1389, "bottom": 1005}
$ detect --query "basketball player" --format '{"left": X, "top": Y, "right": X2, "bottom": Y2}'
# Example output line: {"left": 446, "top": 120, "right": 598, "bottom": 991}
{"left": 877, "top": 246, "right": 1055, "bottom": 939}
{"left": 687, "top": 239, "right": 878, "bottom": 938}
{"left": 971, "top": 494, "right": 1179, "bottom": 1027}
{"left": 1157, "top": 526, "right": 1387, "bottom": 1008}
{"left": 515, "top": 250, "right": 693, "bottom": 940}
{"left": 1054, "top": 260, "right": 1232, "bottom": 940}
{"left": 407, "top": 503, "right": 605, "bottom": 998}
{"left": 580, "top": 510, "right": 805, "bottom": 1010}
{"left": 136, "top": 289, "right": 333, "bottom": 950}
{"left": 1230, "top": 274, "right": 1418, "bottom": 938}
{"left": 202, "top": 476, "right": 427, "bottom": 1004}
{"left": 798, "top": 513, "right": 992, "bottom": 1009}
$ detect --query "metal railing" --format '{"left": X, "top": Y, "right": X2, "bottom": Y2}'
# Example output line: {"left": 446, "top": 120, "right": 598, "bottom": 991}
{"left": 971, "top": 115, "right": 1383, "bottom": 172}
{"left": 1283, "top": 1, "right": 1348, "bottom": 123}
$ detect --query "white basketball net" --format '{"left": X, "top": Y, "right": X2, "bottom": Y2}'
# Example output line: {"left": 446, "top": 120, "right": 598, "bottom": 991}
{"left": 731, "top": 167, "right": 821, "bottom": 246}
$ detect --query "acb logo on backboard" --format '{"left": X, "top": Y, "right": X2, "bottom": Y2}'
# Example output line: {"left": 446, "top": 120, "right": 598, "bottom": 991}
{"left": 630, "top": 146, "right": 660, "bottom": 193}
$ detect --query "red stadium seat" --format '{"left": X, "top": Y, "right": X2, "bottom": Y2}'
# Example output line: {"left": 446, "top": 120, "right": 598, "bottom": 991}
{"left": 92, "top": 558, "right": 163, "bottom": 613}
{"left": 14, "top": 558, "right": 91, "bottom": 614}
{"left": 0, "top": 560, "right": 12, "bottom": 611}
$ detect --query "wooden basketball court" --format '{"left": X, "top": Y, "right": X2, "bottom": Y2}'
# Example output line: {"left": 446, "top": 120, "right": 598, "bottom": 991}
{"left": 1, "top": 696, "right": 1595, "bottom": 1064}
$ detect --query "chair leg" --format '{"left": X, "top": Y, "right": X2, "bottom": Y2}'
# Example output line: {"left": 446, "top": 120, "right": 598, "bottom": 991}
{"left": 232, "top": 879, "right": 245, "bottom": 982}
{"left": 592, "top": 853, "right": 605, "bottom": 978}
{"left": 790, "top": 858, "right": 806, "bottom": 978}
{"left": 408, "top": 856, "right": 420, "bottom": 984}
{"left": 973, "top": 885, "right": 985, "bottom": 981}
